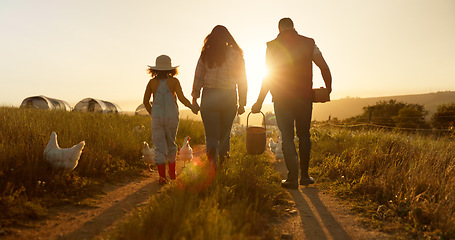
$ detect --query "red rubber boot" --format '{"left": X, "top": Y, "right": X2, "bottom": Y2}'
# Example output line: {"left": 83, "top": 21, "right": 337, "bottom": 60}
{"left": 169, "top": 162, "right": 176, "bottom": 180}
{"left": 157, "top": 164, "right": 167, "bottom": 185}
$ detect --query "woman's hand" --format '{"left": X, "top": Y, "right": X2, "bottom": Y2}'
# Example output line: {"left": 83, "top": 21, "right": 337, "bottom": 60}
{"left": 191, "top": 102, "right": 200, "bottom": 115}
{"left": 191, "top": 98, "right": 200, "bottom": 114}
{"left": 237, "top": 105, "right": 245, "bottom": 115}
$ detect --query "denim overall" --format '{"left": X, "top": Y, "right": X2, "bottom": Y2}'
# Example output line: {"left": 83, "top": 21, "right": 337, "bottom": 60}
{"left": 151, "top": 77, "right": 179, "bottom": 165}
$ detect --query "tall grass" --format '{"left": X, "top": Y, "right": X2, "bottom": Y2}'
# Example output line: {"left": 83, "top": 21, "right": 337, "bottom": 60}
{"left": 311, "top": 127, "right": 455, "bottom": 239}
{"left": 105, "top": 135, "right": 289, "bottom": 240}
{"left": 0, "top": 107, "right": 205, "bottom": 228}
{"left": 8, "top": 105, "right": 454, "bottom": 238}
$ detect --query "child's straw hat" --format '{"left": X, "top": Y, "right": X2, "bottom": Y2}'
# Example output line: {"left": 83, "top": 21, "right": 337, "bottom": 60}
{"left": 148, "top": 55, "right": 179, "bottom": 70}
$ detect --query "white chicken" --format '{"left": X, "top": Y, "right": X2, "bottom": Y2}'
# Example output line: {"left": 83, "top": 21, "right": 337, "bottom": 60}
{"left": 268, "top": 138, "right": 278, "bottom": 153}
{"left": 179, "top": 136, "right": 193, "bottom": 163}
{"left": 231, "top": 124, "right": 245, "bottom": 136}
{"left": 44, "top": 132, "right": 85, "bottom": 171}
{"left": 274, "top": 139, "right": 284, "bottom": 160}
{"left": 142, "top": 142, "right": 155, "bottom": 165}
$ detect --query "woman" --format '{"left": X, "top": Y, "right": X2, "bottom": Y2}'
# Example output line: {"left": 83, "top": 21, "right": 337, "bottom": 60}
{"left": 192, "top": 25, "right": 247, "bottom": 168}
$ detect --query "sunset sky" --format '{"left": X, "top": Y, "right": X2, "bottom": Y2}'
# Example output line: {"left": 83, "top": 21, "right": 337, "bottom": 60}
{"left": 1, "top": 0, "right": 454, "bottom": 112}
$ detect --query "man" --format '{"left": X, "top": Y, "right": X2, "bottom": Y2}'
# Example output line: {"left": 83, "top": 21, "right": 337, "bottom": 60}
{"left": 252, "top": 17, "right": 332, "bottom": 189}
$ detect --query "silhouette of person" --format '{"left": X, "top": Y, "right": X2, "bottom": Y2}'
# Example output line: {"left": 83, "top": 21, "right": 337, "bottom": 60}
{"left": 252, "top": 18, "right": 332, "bottom": 189}
{"left": 143, "top": 55, "right": 196, "bottom": 184}
{"left": 192, "top": 25, "right": 247, "bottom": 168}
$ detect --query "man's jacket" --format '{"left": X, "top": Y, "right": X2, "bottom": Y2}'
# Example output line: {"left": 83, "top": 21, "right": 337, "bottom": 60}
{"left": 265, "top": 30, "right": 315, "bottom": 101}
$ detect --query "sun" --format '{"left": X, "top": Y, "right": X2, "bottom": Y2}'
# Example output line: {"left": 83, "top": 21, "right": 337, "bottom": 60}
{"left": 243, "top": 46, "right": 268, "bottom": 106}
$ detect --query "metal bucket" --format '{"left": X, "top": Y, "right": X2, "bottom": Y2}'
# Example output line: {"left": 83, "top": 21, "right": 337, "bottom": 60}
{"left": 246, "top": 111, "right": 267, "bottom": 155}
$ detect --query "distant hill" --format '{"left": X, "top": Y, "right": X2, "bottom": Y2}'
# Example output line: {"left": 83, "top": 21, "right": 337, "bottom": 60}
{"left": 180, "top": 91, "right": 455, "bottom": 125}
{"left": 311, "top": 91, "right": 455, "bottom": 121}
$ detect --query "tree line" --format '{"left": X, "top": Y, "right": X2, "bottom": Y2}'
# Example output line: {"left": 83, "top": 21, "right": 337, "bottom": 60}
{"left": 331, "top": 100, "right": 455, "bottom": 131}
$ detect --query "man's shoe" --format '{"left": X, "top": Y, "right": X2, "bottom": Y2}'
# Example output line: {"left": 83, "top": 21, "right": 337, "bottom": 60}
{"left": 281, "top": 180, "right": 299, "bottom": 189}
{"left": 300, "top": 177, "right": 315, "bottom": 186}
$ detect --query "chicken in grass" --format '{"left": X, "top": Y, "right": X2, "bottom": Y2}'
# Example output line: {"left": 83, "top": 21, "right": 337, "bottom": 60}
{"left": 142, "top": 142, "right": 155, "bottom": 171}
{"left": 179, "top": 136, "right": 193, "bottom": 164}
{"left": 44, "top": 132, "right": 85, "bottom": 171}
{"left": 274, "top": 138, "right": 284, "bottom": 160}
{"left": 268, "top": 138, "right": 278, "bottom": 153}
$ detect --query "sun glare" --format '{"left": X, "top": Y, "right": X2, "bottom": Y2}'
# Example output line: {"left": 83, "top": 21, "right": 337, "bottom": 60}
{"left": 244, "top": 46, "right": 268, "bottom": 105}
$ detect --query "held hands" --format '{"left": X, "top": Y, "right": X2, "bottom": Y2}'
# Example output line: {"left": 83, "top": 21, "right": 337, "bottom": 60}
{"left": 191, "top": 102, "right": 200, "bottom": 115}
{"left": 251, "top": 102, "right": 262, "bottom": 113}
{"left": 191, "top": 98, "right": 200, "bottom": 115}
{"left": 237, "top": 105, "right": 245, "bottom": 115}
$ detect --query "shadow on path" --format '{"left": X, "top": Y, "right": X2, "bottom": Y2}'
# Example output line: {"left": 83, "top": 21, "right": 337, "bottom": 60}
{"left": 275, "top": 157, "right": 351, "bottom": 240}
{"left": 288, "top": 187, "right": 352, "bottom": 240}
{"left": 287, "top": 188, "right": 329, "bottom": 239}
{"left": 61, "top": 181, "right": 160, "bottom": 240}
{"left": 302, "top": 187, "right": 351, "bottom": 239}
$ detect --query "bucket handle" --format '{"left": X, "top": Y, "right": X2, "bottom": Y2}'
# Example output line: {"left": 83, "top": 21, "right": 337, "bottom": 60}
{"left": 246, "top": 111, "right": 266, "bottom": 129}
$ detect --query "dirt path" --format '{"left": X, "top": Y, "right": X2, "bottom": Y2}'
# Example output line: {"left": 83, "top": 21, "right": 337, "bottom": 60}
{"left": 274, "top": 157, "right": 391, "bottom": 240}
{"left": 3, "top": 147, "right": 391, "bottom": 240}
{"left": 6, "top": 174, "right": 160, "bottom": 240}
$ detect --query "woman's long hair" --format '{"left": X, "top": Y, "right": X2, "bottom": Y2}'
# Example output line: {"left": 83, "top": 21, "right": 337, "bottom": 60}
{"left": 200, "top": 25, "right": 243, "bottom": 68}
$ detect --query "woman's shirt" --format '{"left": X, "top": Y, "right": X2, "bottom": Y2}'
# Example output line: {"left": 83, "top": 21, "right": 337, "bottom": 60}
{"left": 192, "top": 47, "right": 247, "bottom": 107}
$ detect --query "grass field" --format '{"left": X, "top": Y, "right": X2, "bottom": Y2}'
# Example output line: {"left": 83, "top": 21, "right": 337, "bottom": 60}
{"left": 104, "top": 126, "right": 455, "bottom": 239}
{"left": 1, "top": 107, "right": 454, "bottom": 239}
{"left": 311, "top": 126, "right": 455, "bottom": 239}
{"left": 105, "top": 135, "right": 288, "bottom": 240}
{"left": 0, "top": 107, "right": 205, "bottom": 229}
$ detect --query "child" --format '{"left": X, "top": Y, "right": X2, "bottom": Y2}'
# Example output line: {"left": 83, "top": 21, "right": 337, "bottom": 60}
{"left": 143, "top": 55, "right": 196, "bottom": 184}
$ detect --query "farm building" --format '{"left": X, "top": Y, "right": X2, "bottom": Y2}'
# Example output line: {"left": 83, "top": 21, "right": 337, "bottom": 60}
{"left": 20, "top": 95, "right": 72, "bottom": 111}
{"left": 135, "top": 103, "right": 150, "bottom": 116}
{"left": 73, "top": 98, "right": 122, "bottom": 113}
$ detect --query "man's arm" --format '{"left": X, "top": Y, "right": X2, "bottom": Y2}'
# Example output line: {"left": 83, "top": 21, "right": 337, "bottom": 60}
{"left": 251, "top": 77, "right": 270, "bottom": 113}
{"left": 313, "top": 53, "right": 332, "bottom": 93}
{"left": 256, "top": 80, "right": 269, "bottom": 104}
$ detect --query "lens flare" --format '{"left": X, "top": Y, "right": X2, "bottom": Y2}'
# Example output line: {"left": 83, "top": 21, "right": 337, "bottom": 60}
{"left": 175, "top": 156, "right": 216, "bottom": 193}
